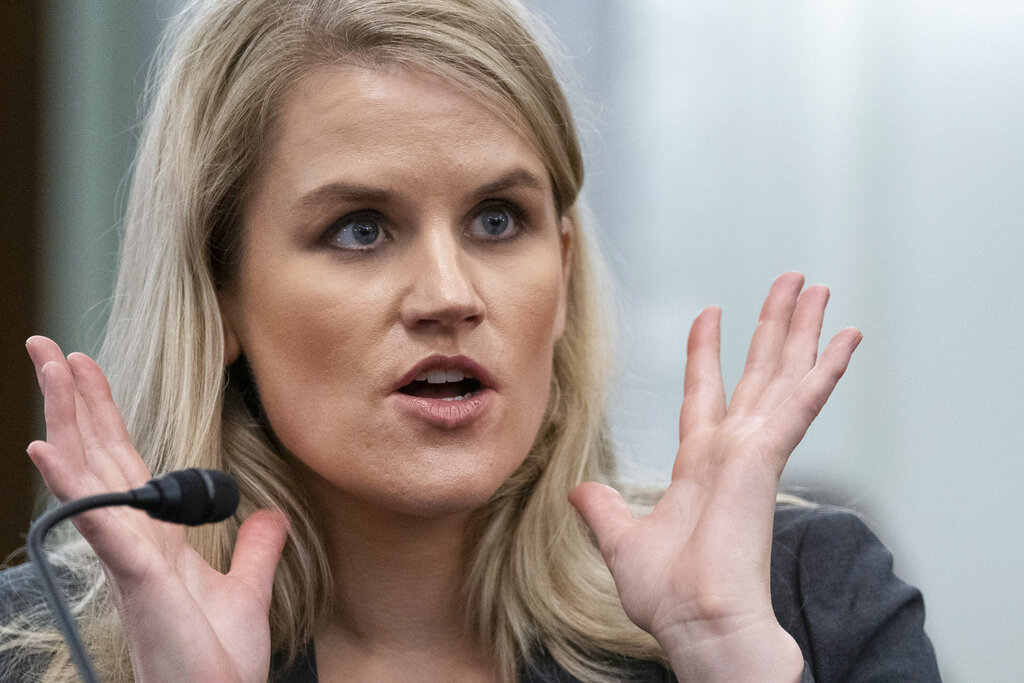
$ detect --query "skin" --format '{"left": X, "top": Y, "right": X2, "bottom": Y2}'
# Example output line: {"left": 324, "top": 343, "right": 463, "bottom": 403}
{"left": 219, "top": 65, "right": 571, "bottom": 523}
{"left": 23, "top": 64, "right": 862, "bottom": 683}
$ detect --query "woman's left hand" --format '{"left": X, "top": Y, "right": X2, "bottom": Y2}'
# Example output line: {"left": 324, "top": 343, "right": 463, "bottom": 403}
{"left": 570, "top": 272, "right": 862, "bottom": 682}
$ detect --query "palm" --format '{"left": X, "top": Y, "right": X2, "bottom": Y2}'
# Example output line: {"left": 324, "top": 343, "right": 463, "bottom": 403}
{"left": 570, "top": 273, "right": 862, "bottom": 665}
{"left": 26, "top": 336, "right": 286, "bottom": 683}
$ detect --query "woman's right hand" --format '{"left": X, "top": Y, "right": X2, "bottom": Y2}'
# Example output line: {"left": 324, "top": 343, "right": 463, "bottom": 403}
{"left": 25, "top": 336, "right": 289, "bottom": 683}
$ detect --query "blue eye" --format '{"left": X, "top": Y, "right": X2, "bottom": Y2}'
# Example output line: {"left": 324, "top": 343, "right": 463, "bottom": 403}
{"left": 328, "top": 214, "right": 385, "bottom": 249}
{"left": 472, "top": 205, "right": 519, "bottom": 239}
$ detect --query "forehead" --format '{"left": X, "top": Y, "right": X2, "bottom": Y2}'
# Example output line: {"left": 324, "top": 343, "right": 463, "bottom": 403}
{"left": 255, "top": 64, "right": 550, "bottom": 198}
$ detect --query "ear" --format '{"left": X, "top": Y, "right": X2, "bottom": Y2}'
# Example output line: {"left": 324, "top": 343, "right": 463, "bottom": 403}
{"left": 553, "top": 214, "right": 574, "bottom": 340}
{"left": 218, "top": 293, "right": 242, "bottom": 366}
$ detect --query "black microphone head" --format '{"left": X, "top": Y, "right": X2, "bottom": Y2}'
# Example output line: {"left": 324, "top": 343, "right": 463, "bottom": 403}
{"left": 141, "top": 469, "right": 239, "bottom": 526}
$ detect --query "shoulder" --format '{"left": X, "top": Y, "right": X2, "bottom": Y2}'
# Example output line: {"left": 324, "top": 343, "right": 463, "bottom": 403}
{"left": 0, "top": 562, "right": 52, "bottom": 683}
{"left": 0, "top": 562, "right": 46, "bottom": 623}
{"left": 770, "top": 505, "right": 890, "bottom": 584}
{"left": 769, "top": 506, "right": 941, "bottom": 682}
{"left": 770, "top": 506, "right": 914, "bottom": 613}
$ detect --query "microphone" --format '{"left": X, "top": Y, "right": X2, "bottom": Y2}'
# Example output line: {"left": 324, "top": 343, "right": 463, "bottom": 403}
{"left": 131, "top": 468, "right": 240, "bottom": 525}
{"left": 26, "top": 469, "right": 240, "bottom": 683}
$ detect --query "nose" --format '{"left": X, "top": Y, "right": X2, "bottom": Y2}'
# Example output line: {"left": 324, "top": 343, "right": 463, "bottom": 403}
{"left": 399, "top": 226, "right": 484, "bottom": 331}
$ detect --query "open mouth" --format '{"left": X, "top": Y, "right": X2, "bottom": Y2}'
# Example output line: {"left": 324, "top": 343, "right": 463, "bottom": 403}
{"left": 398, "top": 369, "right": 483, "bottom": 401}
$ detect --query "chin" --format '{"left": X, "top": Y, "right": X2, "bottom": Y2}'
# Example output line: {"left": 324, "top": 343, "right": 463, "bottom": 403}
{"left": 372, "top": 467, "right": 513, "bottom": 519}
{"left": 289, "top": 450, "right": 523, "bottom": 523}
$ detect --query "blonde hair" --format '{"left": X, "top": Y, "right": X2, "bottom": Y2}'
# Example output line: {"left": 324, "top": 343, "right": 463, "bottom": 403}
{"left": 3, "top": 1, "right": 665, "bottom": 681}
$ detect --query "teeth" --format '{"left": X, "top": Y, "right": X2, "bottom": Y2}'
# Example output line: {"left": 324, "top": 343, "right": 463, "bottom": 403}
{"left": 423, "top": 369, "right": 471, "bottom": 384}
{"left": 441, "top": 392, "right": 473, "bottom": 401}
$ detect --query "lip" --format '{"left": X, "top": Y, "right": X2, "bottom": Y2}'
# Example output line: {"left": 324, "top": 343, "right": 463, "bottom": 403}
{"left": 390, "top": 354, "right": 497, "bottom": 429}
{"left": 392, "top": 354, "right": 498, "bottom": 393}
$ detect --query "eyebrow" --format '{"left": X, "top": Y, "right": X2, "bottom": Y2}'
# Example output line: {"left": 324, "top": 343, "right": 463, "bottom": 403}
{"left": 471, "top": 168, "right": 548, "bottom": 200}
{"left": 292, "top": 183, "right": 390, "bottom": 214}
{"left": 292, "top": 168, "right": 549, "bottom": 214}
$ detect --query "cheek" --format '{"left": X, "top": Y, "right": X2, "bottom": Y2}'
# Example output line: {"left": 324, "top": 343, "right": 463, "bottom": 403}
{"left": 492, "top": 252, "right": 567, "bottom": 355}
{"left": 489, "top": 254, "right": 567, "bottom": 423}
{"left": 234, "top": 274, "right": 393, "bottom": 455}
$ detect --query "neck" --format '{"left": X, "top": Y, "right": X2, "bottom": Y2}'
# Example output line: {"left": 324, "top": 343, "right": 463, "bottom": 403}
{"left": 291, "top": 460, "right": 499, "bottom": 644}
{"left": 308, "top": 491, "right": 501, "bottom": 681}
{"left": 331, "top": 502, "right": 476, "bottom": 643}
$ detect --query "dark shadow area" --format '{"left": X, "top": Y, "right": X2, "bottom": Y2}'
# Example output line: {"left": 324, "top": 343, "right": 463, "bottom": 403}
{"left": 0, "top": 3, "right": 43, "bottom": 564}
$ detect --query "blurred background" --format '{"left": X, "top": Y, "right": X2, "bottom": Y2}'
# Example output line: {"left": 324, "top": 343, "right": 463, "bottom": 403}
{"left": 3, "top": 1, "right": 1022, "bottom": 680}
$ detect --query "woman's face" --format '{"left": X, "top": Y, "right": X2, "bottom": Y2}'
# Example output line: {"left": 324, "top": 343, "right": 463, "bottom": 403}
{"left": 220, "top": 65, "right": 571, "bottom": 519}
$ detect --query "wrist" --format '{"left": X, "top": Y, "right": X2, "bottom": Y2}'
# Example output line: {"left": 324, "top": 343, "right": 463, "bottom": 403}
{"left": 658, "top": 619, "right": 804, "bottom": 683}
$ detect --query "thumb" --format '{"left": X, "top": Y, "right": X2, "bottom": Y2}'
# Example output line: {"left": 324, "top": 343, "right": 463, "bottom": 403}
{"left": 568, "top": 482, "right": 636, "bottom": 561}
{"left": 228, "top": 509, "right": 289, "bottom": 608}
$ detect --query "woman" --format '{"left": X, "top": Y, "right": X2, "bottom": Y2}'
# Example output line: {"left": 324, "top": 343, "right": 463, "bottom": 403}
{"left": 1, "top": 0, "right": 938, "bottom": 681}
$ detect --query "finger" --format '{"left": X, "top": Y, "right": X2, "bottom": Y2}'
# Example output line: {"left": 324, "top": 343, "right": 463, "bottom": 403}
{"left": 780, "top": 284, "right": 829, "bottom": 372}
{"left": 729, "top": 273, "right": 804, "bottom": 412}
{"left": 31, "top": 362, "right": 89, "bottom": 501}
{"left": 27, "top": 337, "right": 96, "bottom": 456}
{"left": 680, "top": 306, "right": 727, "bottom": 437}
{"left": 66, "top": 353, "right": 130, "bottom": 444}
{"left": 568, "top": 483, "right": 636, "bottom": 562}
{"left": 26, "top": 336, "right": 67, "bottom": 395}
{"left": 755, "top": 284, "right": 829, "bottom": 411}
{"left": 26, "top": 440, "right": 71, "bottom": 501}
{"left": 67, "top": 353, "right": 149, "bottom": 487}
{"left": 228, "top": 510, "right": 289, "bottom": 609}
{"left": 763, "top": 327, "right": 862, "bottom": 464}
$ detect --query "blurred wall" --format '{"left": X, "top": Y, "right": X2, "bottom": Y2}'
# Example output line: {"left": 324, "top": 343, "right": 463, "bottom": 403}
{"left": 37, "top": 1, "right": 1024, "bottom": 680}
{"left": 39, "top": 1, "right": 175, "bottom": 357}
{"left": 0, "top": 2, "right": 42, "bottom": 565}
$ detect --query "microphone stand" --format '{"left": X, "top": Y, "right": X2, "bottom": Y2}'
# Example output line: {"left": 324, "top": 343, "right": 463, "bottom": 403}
{"left": 26, "top": 493, "right": 136, "bottom": 683}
